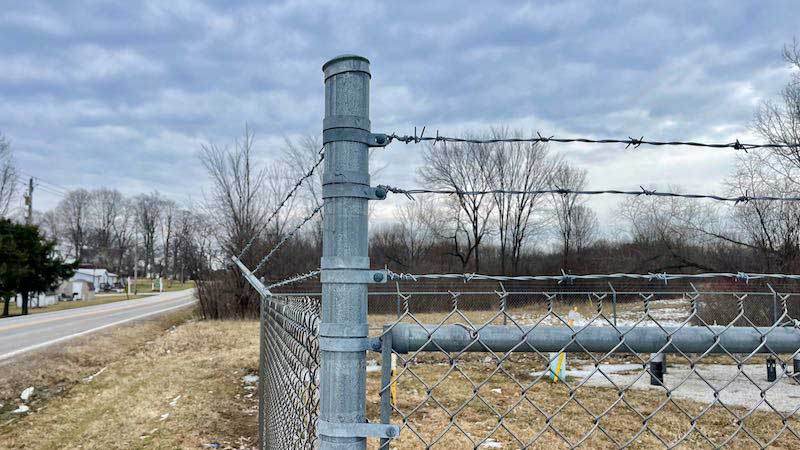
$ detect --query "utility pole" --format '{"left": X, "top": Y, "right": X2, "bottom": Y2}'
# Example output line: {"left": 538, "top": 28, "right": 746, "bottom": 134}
{"left": 24, "top": 177, "right": 33, "bottom": 225}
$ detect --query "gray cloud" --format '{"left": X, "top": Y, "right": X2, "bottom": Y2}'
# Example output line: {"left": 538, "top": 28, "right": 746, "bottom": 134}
{"left": 0, "top": 0, "right": 798, "bottom": 219}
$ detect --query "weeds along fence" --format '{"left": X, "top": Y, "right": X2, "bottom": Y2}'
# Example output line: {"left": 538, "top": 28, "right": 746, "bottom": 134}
{"left": 232, "top": 54, "right": 800, "bottom": 449}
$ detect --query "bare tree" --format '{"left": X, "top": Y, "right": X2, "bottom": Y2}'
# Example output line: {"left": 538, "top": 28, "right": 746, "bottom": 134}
{"left": 394, "top": 197, "right": 436, "bottom": 269}
{"left": 551, "top": 163, "right": 592, "bottom": 269}
{"left": 0, "top": 133, "right": 18, "bottom": 218}
{"left": 56, "top": 189, "right": 92, "bottom": 260}
{"left": 282, "top": 134, "right": 324, "bottom": 247}
{"left": 200, "top": 127, "right": 268, "bottom": 260}
{"left": 420, "top": 139, "right": 495, "bottom": 271}
{"left": 133, "top": 192, "right": 162, "bottom": 276}
{"left": 487, "top": 130, "right": 557, "bottom": 274}
{"left": 159, "top": 198, "right": 177, "bottom": 277}
{"left": 89, "top": 188, "right": 124, "bottom": 268}
{"left": 725, "top": 155, "right": 800, "bottom": 271}
{"left": 618, "top": 188, "right": 720, "bottom": 272}
{"left": 112, "top": 198, "right": 136, "bottom": 273}
{"left": 752, "top": 40, "right": 800, "bottom": 186}
{"left": 198, "top": 126, "right": 268, "bottom": 319}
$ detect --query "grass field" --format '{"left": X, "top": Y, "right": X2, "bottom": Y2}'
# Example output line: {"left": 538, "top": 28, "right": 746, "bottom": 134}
{"left": 0, "top": 309, "right": 259, "bottom": 450}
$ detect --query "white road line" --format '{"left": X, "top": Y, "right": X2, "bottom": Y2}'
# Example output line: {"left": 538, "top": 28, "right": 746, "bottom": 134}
{"left": 0, "top": 299, "right": 197, "bottom": 362}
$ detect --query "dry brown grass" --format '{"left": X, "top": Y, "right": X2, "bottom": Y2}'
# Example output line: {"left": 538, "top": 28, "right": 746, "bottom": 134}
{"left": 0, "top": 311, "right": 261, "bottom": 450}
{"left": 365, "top": 356, "right": 800, "bottom": 449}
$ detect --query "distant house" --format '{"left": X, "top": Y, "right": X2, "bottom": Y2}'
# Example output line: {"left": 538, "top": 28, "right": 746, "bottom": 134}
{"left": 15, "top": 292, "right": 59, "bottom": 308}
{"left": 70, "top": 268, "right": 119, "bottom": 292}
{"left": 56, "top": 279, "right": 95, "bottom": 301}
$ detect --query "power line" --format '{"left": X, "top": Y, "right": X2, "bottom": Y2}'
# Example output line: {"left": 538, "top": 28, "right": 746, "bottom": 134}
{"left": 378, "top": 185, "right": 800, "bottom": 204}
{"left": 385, "top": 128, "right": 798, "bottom": 151}
{"left": 19, "top": 171, "right": 69, "bottom": 194}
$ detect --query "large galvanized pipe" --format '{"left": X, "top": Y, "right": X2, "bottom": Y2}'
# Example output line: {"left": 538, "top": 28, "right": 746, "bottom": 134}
{"left": 390, "top": 324, "right": 800, "bottom": 354}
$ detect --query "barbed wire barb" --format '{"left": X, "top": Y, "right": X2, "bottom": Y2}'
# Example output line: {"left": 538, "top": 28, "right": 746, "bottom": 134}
{"left": 253, "top": 203, "right": 323, "bottom": 274}
{"left": 237, "top": 147, "right": 325, "bottom": 260}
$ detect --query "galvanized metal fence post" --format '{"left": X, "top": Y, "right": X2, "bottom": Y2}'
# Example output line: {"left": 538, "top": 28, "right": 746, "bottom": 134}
{"left": 319, "top": 54, "right": 396, "bottom": 449}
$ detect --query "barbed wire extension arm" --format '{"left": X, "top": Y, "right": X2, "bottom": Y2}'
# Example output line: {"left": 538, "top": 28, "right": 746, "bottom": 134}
{"left": 377, "top": 184, "right": 800, "bottom": 204}
{"left": 237, "top": 148, "right": 325, "bottom": 260}
{"left": 385, "top": 127, "right": 799, "bottom": 151}
{"left": 385, "top": 269, "right": 800, "bottom": 284}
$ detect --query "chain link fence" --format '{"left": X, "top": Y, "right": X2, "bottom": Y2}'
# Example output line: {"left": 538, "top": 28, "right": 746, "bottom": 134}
{"left": 260, "top": 295, "right": 320, "bottom": 449}
{"left": 371, "top": 284, "right": 800, "bottom": 448}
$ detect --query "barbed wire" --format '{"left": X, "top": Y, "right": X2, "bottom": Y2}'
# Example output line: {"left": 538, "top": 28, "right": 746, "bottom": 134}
{"left": 237, "top": 147, "right": 325, "bottom": 260}
{"left": 253, "top": 203, "right": 324, "bottom": 275}
{"left": 378, "top": 184, "right": 800, "bottom": 204}
{"left": 266, "top": 270, "right": 321, "bottom": 291}
{"left": 385, "top": 127, "right": 798, "bottom": 151}
{"left": 385, "top": 269, "right": 800, "bottom": 284}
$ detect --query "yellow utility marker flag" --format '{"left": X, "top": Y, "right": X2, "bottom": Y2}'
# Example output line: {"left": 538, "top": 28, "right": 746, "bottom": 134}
{"left": 551, "top": 308, "right": 581, "bottom": 382}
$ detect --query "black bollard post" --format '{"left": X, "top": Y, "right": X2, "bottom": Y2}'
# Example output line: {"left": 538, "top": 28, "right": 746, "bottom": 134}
{"left": 766, "top": 357, "right": 777, "bottom": 382}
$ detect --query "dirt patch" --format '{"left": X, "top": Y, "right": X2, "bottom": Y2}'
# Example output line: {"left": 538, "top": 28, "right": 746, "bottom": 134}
{"left": 0, "top": 312, "right": 261, "bottom": 450}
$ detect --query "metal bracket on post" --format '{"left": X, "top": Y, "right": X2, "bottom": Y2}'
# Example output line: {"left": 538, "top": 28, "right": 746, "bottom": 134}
{"left": 321, "top": 269, "right": 388, "bottom": 284}
{"left": 323, "top": 128, "right": 389, "bottom": 147}
{"left": 317, "top": 420, "right": 400, "bottom": 440}
{"left": 323, "top": 184, "right": 388, "bottom": 200}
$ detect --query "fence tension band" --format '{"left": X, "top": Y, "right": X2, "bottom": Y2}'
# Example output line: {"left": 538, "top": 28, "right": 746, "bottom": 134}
{"left": 317, "top": 420, "right": 400, "bottom": 439}
{"left": 319, "top": 337, "right": 372, "bottom": 352}
{"left": 231, "top": 256, "right": 272, "bottom": 297}
{"left": 322, "top": 128, "right": 389, "bottom": 147}
{"left": 322, "top": 184, "right": 388, "bottom": 200}
{"left": 321, "top": 269, "right": 388, "bottom": 284}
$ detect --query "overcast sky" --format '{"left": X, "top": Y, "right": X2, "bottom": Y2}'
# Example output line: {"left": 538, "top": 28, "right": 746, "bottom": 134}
{"left": 1, "top": 1, "right": 798, "bottom": 226}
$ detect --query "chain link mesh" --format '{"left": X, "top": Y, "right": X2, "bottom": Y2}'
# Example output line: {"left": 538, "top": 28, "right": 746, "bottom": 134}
{"left": 260, "top": 295, "right": 321, "bottom": 449}
{"left": 371, "top": 282, "right": 800, "bottom": 449}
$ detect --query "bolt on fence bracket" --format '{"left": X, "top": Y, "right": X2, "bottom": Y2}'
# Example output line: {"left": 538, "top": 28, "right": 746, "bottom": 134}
{"left": 322, "top": 184, "right": 388, "bottom": 200}
{"left": 322, "top": 128, "right": 390, "bottom": 147}
{"left": 317, "top": 420, "right": 400, "bottom": 439}
{"left": 321, "top": 269, "right": 388, "bottom": 284}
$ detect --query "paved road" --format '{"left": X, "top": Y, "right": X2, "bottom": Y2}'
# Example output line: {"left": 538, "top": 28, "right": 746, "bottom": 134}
{"left": 0, "top": 290, "right": 196, "bottom": 362}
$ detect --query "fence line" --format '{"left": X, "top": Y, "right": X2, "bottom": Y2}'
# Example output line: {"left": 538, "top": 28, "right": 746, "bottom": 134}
{"left": 379, "top": 184, "right": 800, "bottom": 203}
{"left": 385, "top": 128, "right": 798, "bottom": 150}
{"left": 241, "top": 54, "right": 800, "bottom": 449}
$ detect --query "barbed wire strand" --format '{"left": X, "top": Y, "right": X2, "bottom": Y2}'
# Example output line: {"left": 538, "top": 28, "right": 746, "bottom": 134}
{"left": 253, "top": 203, "right": 324, "bottom": 275}
{"left": 266, "top": 270, "right": 321, "bottom": 291}
{"left": 378, "top": 184, "right": 800, "bottom": 204}
{"left": 385, "top": 269, "right": 800, "bottom": 284}
{"left": 386, "top": 128, "right": 798, "bottom": 151}
{"left": 237, "top": 147, "right": 325, "bottom": 260}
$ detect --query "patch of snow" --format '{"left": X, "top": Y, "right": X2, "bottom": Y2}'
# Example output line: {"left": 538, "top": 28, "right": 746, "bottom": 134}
{"left": 83, "top": 367, "right": 107, "bottom": 383}
{"left": 242, "top": 374, "right": 259, "bottom": 385}
{"left": 490, "top": 388, "right": 502, "bottom": 394}
{"left": 366, "top": 365, "right": 381, "bottom": 373}
{"left": 481, "top": 438, "right": 503, "bottom": 448}
{"left": 12, "top": 404, "right": 29, "bottom": 414}
{"left": 169, "top": 395, "right": 181, "bottom": 407}
{"left": 159, "top": 413, "right": 170, "bottom": 421}
{"left": 538, "top": 363, "right": 800, "bottom": 414}
{"left": 20, "top": 387, "right": 34, "bottom": 402}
